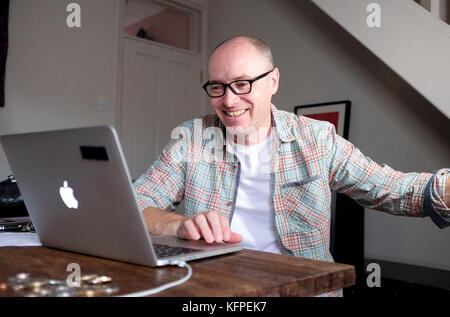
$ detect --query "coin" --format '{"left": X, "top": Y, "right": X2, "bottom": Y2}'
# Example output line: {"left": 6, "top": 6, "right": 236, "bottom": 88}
{"left": 80, "top": 274, "right": 99, "bottom": 282}
{"left": 78, "top": 285, "right": 119, "bottom": 297}
{"left": 8, "top": 273, "right": 118, "bottom": 297}
{"left": 79, "top": 274, "right": 113, "bottom": 286}
{"left": 8, "top": 273, "right": 31, "bottom": 286}
{"left": 88, "top": 276, "right": 112, "bottom": 285}
{"left": 24, "top": 278, "right": 52, "bottom": 289}
{"left": 16, "top": 273, "right": 30, "bottom": 280}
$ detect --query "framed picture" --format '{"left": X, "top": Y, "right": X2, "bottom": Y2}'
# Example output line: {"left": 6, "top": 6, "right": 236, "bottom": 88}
{"left": 294, "top": 100, "right": 351, "bottom": 140}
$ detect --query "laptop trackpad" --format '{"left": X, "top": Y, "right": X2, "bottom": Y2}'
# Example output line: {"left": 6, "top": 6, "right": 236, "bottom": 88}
{"left": 150, "top": 234, "right": 240, "bottom": 251}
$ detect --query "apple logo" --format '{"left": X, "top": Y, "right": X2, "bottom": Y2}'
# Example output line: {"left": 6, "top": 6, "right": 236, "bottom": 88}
{"left": 59, "top": 181, "right": 79, "bottom": 210}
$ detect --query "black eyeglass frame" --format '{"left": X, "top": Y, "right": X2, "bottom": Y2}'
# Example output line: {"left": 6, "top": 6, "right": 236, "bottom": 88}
{"left": 202, "top": 68, "right": 275, "bottom": 98}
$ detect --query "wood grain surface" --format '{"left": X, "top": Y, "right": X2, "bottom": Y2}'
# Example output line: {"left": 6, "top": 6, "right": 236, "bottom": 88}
{"left": 0, "top": 247, "right": 355, "bottom": 297}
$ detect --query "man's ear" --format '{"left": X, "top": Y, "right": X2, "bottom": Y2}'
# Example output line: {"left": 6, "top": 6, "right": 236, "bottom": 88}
{"left": 270, "top": 67, "right": 280, "bottom": 95}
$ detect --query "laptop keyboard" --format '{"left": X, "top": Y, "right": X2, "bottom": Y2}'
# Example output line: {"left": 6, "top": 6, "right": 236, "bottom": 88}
{"left": 153, "top": 244, "right": 203, "bottom": 258}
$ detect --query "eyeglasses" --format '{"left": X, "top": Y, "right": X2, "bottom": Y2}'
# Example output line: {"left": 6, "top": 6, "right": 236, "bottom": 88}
{"left": 202, "top": 69, "right": 274, "bottom": 98}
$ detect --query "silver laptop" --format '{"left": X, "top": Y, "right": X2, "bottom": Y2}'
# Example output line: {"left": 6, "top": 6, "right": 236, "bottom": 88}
{"left": 1, "top": 125, "right": 242, "bottom": 267}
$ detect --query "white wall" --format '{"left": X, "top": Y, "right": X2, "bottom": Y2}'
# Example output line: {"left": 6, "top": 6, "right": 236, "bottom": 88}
{"left": 0, "top": 0, "right": 122, "bottom": 178}
{"left": 207, "top": 0, "right": 450, "bottom": 270}
{"left": 312, "top": 0, "right": 450, "bottom": 120}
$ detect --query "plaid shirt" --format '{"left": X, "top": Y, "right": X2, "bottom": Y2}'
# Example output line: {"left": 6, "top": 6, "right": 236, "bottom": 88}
{"left": 134, "top": 105, "right": 449, "bottom": 296}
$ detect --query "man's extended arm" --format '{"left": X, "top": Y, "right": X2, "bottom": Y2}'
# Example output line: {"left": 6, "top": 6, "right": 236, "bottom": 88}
{"left": 325, "top": 122, "right": 449, "bottom": 228}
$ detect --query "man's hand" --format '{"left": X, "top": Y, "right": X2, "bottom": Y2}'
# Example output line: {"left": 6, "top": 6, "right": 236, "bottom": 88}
{"left": 176, "top": 211, "right": 242, "bottom": 244}
{"left": 142, "top": 207, "right": 242, "bottom": 244}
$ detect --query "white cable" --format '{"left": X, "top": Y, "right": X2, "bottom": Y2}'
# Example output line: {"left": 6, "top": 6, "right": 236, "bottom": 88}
{"left": 117, "top": 261, "right": 192, "bottom": 297}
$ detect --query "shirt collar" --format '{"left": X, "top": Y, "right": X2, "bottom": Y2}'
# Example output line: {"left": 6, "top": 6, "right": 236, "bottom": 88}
{"left": 270, "top": 104, "right": 296, "bottom": 143}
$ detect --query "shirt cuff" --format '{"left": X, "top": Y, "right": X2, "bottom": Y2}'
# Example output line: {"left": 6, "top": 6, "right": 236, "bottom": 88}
{"left": 424, "top": 168, "right": 450, "bottom": 229}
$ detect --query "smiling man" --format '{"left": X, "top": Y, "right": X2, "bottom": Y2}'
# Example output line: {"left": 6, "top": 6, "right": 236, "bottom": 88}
{"left": 204, "top": 37, "right": 279, "bottom": 146}
{"left": 133, "top": 36, "right": 450, "bottom": 297}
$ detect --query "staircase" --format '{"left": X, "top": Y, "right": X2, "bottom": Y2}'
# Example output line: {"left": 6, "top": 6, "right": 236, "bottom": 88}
{"left": 310, "top": 0, "right": 450, "bottom": 119}
{"left": 414, "top": 0, "right": 448, "bottom": 23}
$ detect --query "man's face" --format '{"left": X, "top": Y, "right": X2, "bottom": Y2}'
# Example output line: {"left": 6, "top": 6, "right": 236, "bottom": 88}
{"left": 208, "top": 41, "right": 279, "bottom": 140}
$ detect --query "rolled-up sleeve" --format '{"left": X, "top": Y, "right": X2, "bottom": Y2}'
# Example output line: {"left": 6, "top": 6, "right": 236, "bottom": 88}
{"left": 424, "top": 168, "right": 450, "bottom": 229}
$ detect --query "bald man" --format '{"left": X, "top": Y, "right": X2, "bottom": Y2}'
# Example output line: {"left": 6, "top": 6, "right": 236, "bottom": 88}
{"left": 133, "top": 36, "right": 450, "bottom": 296}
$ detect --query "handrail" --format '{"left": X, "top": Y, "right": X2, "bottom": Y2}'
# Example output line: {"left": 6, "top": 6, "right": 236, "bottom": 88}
{"left": 409, "top": 0, "right": 450, "bottom": 30}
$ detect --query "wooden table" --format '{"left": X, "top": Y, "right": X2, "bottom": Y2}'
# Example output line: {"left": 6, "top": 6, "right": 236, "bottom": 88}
{"left": 0, "top": 246, "right": 355, "bottom": 297}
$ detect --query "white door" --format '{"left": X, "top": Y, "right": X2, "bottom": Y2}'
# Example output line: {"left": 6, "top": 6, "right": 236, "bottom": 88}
{"left": 120, "top": 37, "right": 205, "bottom": 180}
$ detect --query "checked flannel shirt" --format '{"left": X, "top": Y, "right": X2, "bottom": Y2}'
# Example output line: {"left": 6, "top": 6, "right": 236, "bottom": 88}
{"left": 134, "top": 105, "right": 449, "bottom": 296}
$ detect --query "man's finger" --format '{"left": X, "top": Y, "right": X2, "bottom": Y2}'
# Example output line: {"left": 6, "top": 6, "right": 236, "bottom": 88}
{"left": 184, "top": 219, "right": 201, "bottom": 240}
{"left": 194, "top": 214, "right": 215, "bottom": 243}
{"left": 218, "top": 213, "right": 231, "bottom": 242}
{"left": 228, "top": 232, "right": 243, "bottom": 243}
{"left": 177, "top": 219, "right": 201, "bottom": 240}
{"left": 206, "top": 212, "right": 223, "bottom": 243}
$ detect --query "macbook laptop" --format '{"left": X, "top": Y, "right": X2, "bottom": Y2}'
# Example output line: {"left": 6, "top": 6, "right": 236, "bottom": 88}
{"left": 0, "top": 125, "right": 242, "bottom": 267}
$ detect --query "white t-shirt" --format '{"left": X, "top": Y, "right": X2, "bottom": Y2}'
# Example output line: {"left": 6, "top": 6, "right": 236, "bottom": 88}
{"left": 228, "top": 135, "right": 283, "bottom": 254}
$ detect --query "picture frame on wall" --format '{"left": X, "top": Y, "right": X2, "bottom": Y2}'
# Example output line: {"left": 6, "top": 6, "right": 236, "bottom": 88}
{"left": 294, "top": 100, "right": 351, "bottom": 140}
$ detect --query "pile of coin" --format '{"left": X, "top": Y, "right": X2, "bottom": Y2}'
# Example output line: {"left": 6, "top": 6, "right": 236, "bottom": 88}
{"left": 8, "top": 273, "right": 119, "bottom": 297}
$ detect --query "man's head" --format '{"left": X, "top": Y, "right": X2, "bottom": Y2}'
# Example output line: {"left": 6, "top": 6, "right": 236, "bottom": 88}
{"left": 205, "top": 36, "right": 280, "bottom": 144}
